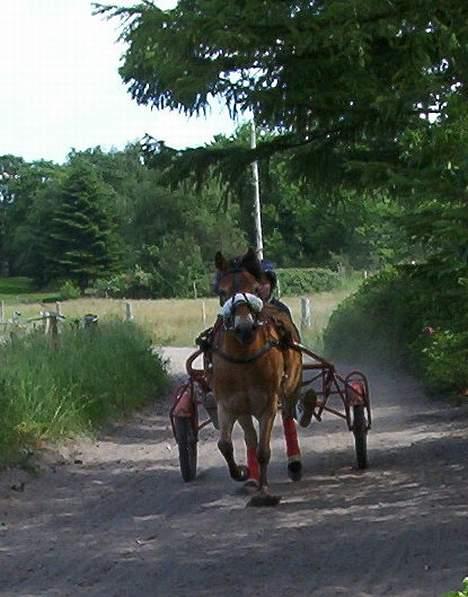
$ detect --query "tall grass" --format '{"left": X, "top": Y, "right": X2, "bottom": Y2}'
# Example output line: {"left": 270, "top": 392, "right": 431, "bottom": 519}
{"left": 0, "top": 320, "right": 168, "bottom": 463}
{"left": 2, "top": 281, "right": 361, "bottom": 348}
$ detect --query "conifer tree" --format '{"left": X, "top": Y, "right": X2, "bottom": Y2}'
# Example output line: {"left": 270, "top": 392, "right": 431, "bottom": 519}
{"left": 45, "top": 161, "right": 120, "bottom": 289}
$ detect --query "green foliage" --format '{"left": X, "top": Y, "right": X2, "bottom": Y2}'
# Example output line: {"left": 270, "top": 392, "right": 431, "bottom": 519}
{"left": 417, "top": 331, "right": 468, "bottom": 394}
{"left": 324, "top": 266, "right": 468, "bottom": 394}
{"left": 277, "top": 268, "right": 342, "bottom": 295}
{"left": 44, "top": 161, "right": 121, "bottom": 288}
{"left": 95, "top": 266, "right": 154, "bottom": 299}
{"left": 0, "top": 320, "right": 168, "bottom": 463}
{"left": 446, "top": 577, "right": 468, "bottom": 597}
{"left": 100, "top": 0, "right": 467, "bottom": 318}
{"left": 101, "top": 0, "right": 467, "bottom": 192}
{"left": 95, "top": 265, "right": 343, "bottom": 300}
{"left": 325, "top": 269, "right": 409, "bottom": 362}
{"left": 58, "top": 280, "right": 81, "bottom": 300}
{"left": 1, "top": 156, "right": 63, "bottom": 280}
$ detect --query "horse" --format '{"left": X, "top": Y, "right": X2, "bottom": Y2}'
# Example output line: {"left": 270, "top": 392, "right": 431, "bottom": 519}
{"left": 210, "top": 248, "right": 303, "bottom": 506}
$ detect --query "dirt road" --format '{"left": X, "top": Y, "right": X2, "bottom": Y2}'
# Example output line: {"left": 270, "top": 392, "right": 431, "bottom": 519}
{"left": 1, "top": 347, "right": 467, "bottom": 597}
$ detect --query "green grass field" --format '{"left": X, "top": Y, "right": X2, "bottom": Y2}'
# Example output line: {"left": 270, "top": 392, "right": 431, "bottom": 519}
{"left": 1, "top": 285, "right": 360, "bottom": 348}
{"left": 0, "top": 277, "right": 60, "bottom": 304}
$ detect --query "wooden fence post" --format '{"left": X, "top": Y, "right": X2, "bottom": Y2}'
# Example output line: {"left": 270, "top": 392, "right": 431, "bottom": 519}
{"left": 193, "top": 281, "right": 198, "bottom": 299}
{"left": 0, "top": 301, "right": 4, "bottom": 323}
{"left": 41, "top": 311, "right": 50, "bottom": 335}
{"left": 125, "top": 302, "right": 134, "bottom": 322}
{"left": 55, "top": 301, "right": 62, "bottom": 316}
{"left": 201, "top": 300, "right": 207, "bottom": 325}
{"left": 49, "top": 314, "right": 59, "bottom": 350}
{"left": 300, "top": 297, "right": 311, "bottom": 333}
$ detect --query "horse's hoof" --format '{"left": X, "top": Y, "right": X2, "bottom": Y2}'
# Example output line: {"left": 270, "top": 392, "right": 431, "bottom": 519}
{"left": 234, "top": 465, "right": 250, "bottom": 482}
{"left": 244, "top": 478, "right": 260, "bottom": 491}
{"left": 288, "top": 460, "right": 302, "bottom": 482}
{"left": 247, "top": 493, "right": 281, "bottom": 508}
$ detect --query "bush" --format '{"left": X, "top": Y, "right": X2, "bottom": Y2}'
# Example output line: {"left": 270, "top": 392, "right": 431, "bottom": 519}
{"left": 58, "top": 280, "right": 81, "bottom": 300}
{"left": 95, "top": 267, "right": 154, "bottom": 299}
{"left": 416, "top": 330, "right": 468, "bottom": 394}
{"left": 324, "top": 266, "right": 468, "bottom": 395}
{"left": 324, "top": 268, "right": 417, "bottom": 362}
{"left": 277, "top": 267, "right": 343, "bottom": 295}
{"left": 0, "top": 320, "right": 168, "bottom": 463}
{"left": 95, "top": 265, "right": 344, "bottom": 300}
{"left": 446, "top": 577, "right": 468, "bottom": 597}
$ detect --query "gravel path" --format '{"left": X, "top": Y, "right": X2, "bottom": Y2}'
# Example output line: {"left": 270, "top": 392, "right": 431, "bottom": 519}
{"left": 1, "top": 347, "right": 467, "bottom": 596}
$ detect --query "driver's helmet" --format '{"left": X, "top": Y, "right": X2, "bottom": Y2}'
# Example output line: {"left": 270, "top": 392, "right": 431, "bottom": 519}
{"left": 261, "top": 259, "right": 278, "bottom": 292}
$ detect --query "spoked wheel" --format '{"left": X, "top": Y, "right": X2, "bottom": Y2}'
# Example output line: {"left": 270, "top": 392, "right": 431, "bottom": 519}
{"left": 346, "top": 378, "right": 370, "bottom": 470}
{"left": 352, "top": 404, "right": 368, "bottom": 469}
{"left": 174, "top": 417, "right": 198, "bottom": 482}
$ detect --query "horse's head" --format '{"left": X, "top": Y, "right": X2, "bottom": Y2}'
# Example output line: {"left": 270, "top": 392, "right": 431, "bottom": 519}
{"left": 215, "top": 247, "right": 264, "bottom": 344}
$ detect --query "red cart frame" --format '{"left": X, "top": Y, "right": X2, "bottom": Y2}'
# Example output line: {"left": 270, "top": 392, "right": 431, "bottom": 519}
{"left": 170, "top": 343, "right": 371, "bottom": 481}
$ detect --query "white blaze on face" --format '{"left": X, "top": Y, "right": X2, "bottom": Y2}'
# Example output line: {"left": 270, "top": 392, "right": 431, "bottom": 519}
{"left": 221, "top": 293, "right": 263, "bottom": 321}
{"left": 234, "top": 312, "right": 254, "bottom": 328}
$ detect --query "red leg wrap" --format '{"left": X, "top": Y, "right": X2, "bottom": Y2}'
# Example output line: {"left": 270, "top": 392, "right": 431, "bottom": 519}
{"left": 282, "top": 416, "right": 301, "bottom": 461}
{"left": 247, "top": 447, "right": 260, "bottom": 481}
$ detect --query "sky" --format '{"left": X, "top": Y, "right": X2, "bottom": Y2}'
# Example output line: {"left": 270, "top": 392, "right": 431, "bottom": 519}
{"left": 0, "top": 0, "right": 239, "bottom": 164}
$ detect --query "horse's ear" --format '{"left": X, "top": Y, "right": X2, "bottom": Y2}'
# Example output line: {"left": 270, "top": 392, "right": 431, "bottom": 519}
{"left": 215, "top": 251, "right": 228, "bottom": 272}
{"left": 242, "top": 247, "right": 262, "bottom": 279}
{"left": 245, "top": 247, "right": 257, "bottom": 261}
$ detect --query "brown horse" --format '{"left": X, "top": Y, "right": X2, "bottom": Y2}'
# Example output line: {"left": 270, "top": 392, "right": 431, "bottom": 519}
{"left": 210, "top": 248, "right": 302, "bottom": 506}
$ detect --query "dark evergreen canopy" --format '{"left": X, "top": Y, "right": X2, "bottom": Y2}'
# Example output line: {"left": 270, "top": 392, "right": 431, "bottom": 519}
{"left": 46, "top": 162, "right": 120, "bottom": 288}
{"left": 97, "top": 0, "right": 467, "bottom": 187}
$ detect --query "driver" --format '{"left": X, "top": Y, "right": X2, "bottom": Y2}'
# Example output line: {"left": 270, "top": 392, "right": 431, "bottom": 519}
{"left": 258, "top": 259, "right": 293, "bottom": 319}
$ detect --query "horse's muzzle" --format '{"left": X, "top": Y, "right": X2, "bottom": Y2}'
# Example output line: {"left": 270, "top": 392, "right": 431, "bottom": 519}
{"left": 234, "top": 319, "right": 255, "bottom": 345}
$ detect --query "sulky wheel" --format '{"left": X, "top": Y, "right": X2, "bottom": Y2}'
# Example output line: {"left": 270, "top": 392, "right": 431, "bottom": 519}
{"left": 174, "top": 417, "right": 198, "bottom": 482}
{"left": 346, "top": 379, "right": 369, "bottom": 470}
{"left": 352, "top": 404, "right": 368, "bottom": 469}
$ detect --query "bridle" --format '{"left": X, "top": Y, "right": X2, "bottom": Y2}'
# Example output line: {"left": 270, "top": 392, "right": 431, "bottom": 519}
{"left": 210, "top": 267, "right": 284, "bottom": 364}
{"left": 217, "top": 269, "right": 263, "bottom": 332}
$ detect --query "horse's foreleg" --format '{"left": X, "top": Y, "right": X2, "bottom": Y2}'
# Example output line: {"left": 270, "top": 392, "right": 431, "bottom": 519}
{"left": 247, "top": 405, "right": 281, "bottom": 507}
{"left": 257, "top": 409, "right": 275, "bottom": 491}
{"left": 238, "top": 415, "right": 259, "bottom": 485}
{"left": 282, "top": 411, "right": 302, "bottom": 482}
{"left": 217, "top": 404, "right": 249, "bottom": 482}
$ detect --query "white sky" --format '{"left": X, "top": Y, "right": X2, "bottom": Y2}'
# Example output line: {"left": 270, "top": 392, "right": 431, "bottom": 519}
{"left": 0, "top": 0, "right": 239, "bottom": 164}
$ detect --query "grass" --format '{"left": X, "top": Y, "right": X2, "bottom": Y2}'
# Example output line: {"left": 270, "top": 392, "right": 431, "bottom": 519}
{"left": 1, "top": 283, "right": 360, "bottom": 348}
{"left": 0, "top": 279, "right": 360, "bottom": 463}
{"left": 0, "top": 277, "right": 60, "bottom": 304}
{"left": 0, "top": 277, "right": 34, "bottom": 294}
{"left": 0, "top": 320, "right": 168, "bottom": 463}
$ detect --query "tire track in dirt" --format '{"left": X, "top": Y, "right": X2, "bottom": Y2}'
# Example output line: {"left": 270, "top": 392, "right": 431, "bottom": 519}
{"left": 0, "top": 347, "right": 467, "bottom": 596}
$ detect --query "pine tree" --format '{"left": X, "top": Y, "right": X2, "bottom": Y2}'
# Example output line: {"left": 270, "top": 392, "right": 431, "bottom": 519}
{"left": 45, "top": 162, "right": 120, "bottom": 289}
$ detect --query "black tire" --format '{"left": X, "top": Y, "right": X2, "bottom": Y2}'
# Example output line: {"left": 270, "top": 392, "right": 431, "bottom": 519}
{"left": 353, "top": 405, "right": 368, "bottom": 469}
{"left": 174, "top": 417, "right": 198, "bottom": 482}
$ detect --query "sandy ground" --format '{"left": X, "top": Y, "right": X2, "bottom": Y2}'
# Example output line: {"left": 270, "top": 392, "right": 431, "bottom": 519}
{"left": 1, "top": 347, "right": 467, "bottom": 597}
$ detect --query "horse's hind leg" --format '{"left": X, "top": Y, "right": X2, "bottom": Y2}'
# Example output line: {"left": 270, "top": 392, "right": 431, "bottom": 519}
{"left": 238, "top": 415, "right": 259, "bottom": 486}
{"left": 282, "top": 411, "right": 302, "bottom": 481}
{"left": 217, "top": 404, "right": 249, "bottom": 482}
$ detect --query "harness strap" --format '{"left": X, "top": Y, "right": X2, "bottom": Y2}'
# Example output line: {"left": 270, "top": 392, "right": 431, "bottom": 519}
{"left": 211, "top": 339, "right": 281, "bottom": 364}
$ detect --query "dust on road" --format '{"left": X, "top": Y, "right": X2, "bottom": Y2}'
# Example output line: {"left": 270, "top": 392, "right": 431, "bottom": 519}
{"left": 1, "top": 347, "right": 467, "bottom": 596}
